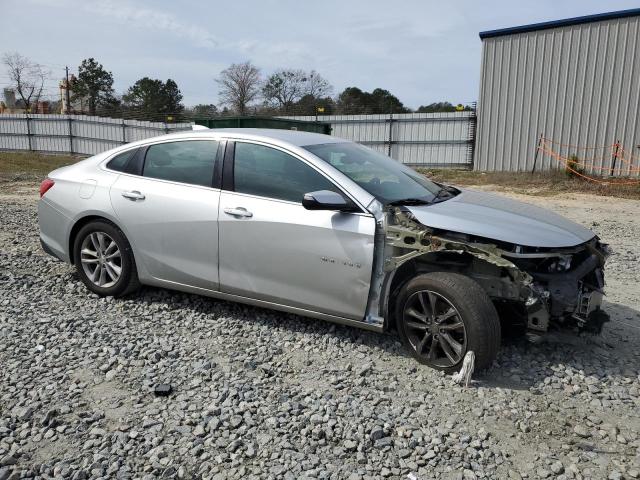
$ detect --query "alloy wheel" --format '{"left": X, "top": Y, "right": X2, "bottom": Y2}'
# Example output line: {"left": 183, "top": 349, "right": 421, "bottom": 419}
{"left": 80, "top": 231, "right": 122, "bottom": 288}
{"left": 402, "top": 289, "right": 467, "bottom": 367}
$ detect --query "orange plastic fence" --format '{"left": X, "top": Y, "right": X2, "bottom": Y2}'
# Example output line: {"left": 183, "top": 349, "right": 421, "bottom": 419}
{"left": 539, "top": 140, "right": 640, "bottom": 173}
{"left": 540, "top": 137, "right": 614, "bottom": 151}
{"left": 536, "top": 138, "right": 640, "bottom": 185}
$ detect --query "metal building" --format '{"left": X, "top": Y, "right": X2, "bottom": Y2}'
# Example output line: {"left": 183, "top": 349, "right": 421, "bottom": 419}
{"left": 475, "top": 8, "right": 640, "bottom": 173}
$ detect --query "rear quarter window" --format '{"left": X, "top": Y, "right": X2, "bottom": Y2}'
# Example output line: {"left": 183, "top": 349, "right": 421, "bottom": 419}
{"left": 106, "top": 148, "right": 138, "bottom": 172}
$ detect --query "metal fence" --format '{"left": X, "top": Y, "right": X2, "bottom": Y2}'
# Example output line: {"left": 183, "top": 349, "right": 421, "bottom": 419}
{"left": 282, "top": 111, "right": 477, "bottom": 168}
{"left": 0, "top": 112, "right": 477, "bottom": 168}
{"left": 0, "top": 114, "right": 193, "bottom": 156}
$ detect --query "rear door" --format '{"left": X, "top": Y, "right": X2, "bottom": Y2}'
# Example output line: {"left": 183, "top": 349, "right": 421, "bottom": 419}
{"left": 218, "top": 141, "right": 376, "bottom": 319}
{"left": 109, "top": 139, "right": 222, "bottom": 290}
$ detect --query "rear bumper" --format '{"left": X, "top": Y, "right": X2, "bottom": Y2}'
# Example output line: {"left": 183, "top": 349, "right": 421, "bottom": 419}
{"left": 38, "top": 198, "right": 72, "bottom": 263}
{"left": 40, "top": 237, "right": 64, "bottom": 262}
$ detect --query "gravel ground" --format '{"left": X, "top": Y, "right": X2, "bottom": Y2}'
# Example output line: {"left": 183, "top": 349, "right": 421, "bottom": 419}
{"left": 1, "top": 183, "right": 639, "bottom": 480}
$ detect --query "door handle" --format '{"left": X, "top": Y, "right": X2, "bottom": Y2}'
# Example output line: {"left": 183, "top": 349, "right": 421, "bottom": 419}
{"left": 121, "top": 190, "right": 145, "bottom": 201}
{"left": 224, "top": 207, "right": 253, "bottom": 218}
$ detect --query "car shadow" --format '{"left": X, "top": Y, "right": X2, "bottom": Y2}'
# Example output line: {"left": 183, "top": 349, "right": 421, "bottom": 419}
{"left": 123, "top": 286, "right": 638, "bottom": 388}
{"left": 478, "top": 300, "right": 640, "bottom": 390}
{"left": 128, "top": 284, "right": 412, "bottom": 359}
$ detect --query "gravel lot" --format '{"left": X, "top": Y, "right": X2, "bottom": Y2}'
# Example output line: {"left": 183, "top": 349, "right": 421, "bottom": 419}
{"left": 1, "top": 182, "right": 639, "bottom": 480}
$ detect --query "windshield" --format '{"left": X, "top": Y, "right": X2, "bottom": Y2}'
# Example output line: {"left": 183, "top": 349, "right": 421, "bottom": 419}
{"left": 304, "top": 142, "right": 442, "bottom": 204}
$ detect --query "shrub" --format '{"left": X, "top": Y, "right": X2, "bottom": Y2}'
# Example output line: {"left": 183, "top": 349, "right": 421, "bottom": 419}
{"left": 565, "top": 154, "right": 585, "bottom": 178}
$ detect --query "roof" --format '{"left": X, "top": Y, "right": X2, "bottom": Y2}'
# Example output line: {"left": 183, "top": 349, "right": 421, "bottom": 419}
{"left": 479, "top": 8, "right": 640, "bottom": 39}
{"left": 201, "top": 128, "right": 344, "bottom": 146}
{"left": 107, "top": 128, "right": 344, "bottom": 154}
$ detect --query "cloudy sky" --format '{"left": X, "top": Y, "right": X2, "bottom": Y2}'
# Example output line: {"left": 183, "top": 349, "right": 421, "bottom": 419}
{"left": 2, "top": 0, "right": 639, "bottom": 108}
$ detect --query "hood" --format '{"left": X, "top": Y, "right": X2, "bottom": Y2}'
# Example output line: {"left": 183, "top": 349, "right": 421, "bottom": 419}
{"left": 405, "top": 189, "right": 595, "bottom": 248}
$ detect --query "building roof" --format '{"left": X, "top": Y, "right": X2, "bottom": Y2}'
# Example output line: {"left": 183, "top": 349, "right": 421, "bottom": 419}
{"left": 479, "top": 8, "right": 640, "bottom": 39}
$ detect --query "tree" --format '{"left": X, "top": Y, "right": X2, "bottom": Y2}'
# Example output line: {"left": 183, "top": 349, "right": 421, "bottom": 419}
{"left": 336, "top": 87, "right": 409, "bottom": 114}
{"left": 416, "top": 102, "right": 473, "bottom": 113}
{"left": 188, "top": 103, "right": 218, "bottom": 117}
{"left": 262, "top": 69, "right": 334, "bottom": 113}
{"left": 369, "top": 88, "right": 409, "bottom": 114}
{"left": 72, "top": 58, "right": 115, "bottom": 115}
{"left": 292, "top": 94, "right": 335, "bottom": 116}
{"left": 2, "top": 52, "right": 49, "bottom": 112}
{"left": 122, "top": 77, "right": 184, "bottom": 120}
{"left": 262, "top": 69, "right": 307, "bottom": 112}
{"left": 336, "top": 87, "right": 368, "bottom": 114}
{"left": 161, "top": 79, "right": 184, "bottom": 114}
{"left": 96, "top": 95, "right": 122, "bottom": 117}
{"left": 216, "top": 62, "right": 261, "bottom": 115}
{"left": 305, "top": 70, "right": 332, "bottom": 98}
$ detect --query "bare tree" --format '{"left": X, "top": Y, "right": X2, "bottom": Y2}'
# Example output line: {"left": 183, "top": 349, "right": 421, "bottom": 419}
{"left": 216, "top": 62, "right": 261, "bottom": 115}
{"left": 2, "top": 52, "right": 49, "bottom": 112}
{"left": 262, "top": 69, "right": 308, "bottom": 112}
{"left": 305, "top": 70, "right": 332, "bottom": 98}
{"left": 263, "top": 69, "right": 333, "bottom": 113}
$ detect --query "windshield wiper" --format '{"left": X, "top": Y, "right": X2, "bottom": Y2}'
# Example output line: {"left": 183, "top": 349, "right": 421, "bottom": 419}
{"left": 431, "top": 188, "right": 451, "bottom": 202}
{"left": 430, "top": 186, "right": 459, "bottom": 204}
{"left": 388, "top": 186, "right": 459, "bottom": 207}
{"left": 387, "top": 198, "right": 431, "bottom": 206}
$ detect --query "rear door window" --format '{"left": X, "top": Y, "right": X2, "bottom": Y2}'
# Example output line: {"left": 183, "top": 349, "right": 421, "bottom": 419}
{"left": 233, "top": 142, "right": 337, "bottom": 202}
{"left": 142, "top": 140, "right": 218, "bottom": 187}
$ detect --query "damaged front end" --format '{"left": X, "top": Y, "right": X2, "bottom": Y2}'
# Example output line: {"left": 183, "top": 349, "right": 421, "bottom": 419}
{"left": 367, "top": 204, "right": 610, "bottom": 336}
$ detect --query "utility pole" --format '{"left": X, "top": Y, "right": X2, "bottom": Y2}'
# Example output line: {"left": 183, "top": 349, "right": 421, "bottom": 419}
{"left": 64, "top": 66, "right": 71, "bottom": 115}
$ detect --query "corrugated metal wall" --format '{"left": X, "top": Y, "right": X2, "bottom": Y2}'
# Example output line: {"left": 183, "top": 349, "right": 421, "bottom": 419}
{"left": 475, "top": 15, "right": 640, "bottom": 173}
{"left": 0, "top": 114, "right": 193, "bottom": 156}
{"left": 282, "top": 112, "right": 476, "bottom": 168}
{"left": 0, "top": 113, "right": 476, "bottom": 168}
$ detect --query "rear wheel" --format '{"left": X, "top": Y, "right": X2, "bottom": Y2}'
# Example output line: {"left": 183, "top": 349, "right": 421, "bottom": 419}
{"left": 73, "top": 220, "right": 140, "bottom": 297}
{"left": 395, "top": 272, "right": 501, "bottom": 373}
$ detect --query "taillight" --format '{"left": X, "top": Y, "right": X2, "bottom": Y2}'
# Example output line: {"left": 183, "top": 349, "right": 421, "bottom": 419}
{"left": 40, "top": 178, "right": 55, "bottom": 197}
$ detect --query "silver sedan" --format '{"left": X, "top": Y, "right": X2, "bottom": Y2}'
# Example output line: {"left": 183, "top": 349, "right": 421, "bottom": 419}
{"left": 38, "top": 129, "right": 608, "bottom": 372}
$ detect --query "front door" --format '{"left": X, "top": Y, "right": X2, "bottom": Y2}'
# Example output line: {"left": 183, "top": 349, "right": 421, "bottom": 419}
{"left": 218, "top": 141, "right": 375, "bottom": 319}
{"left": 110, "top": 139, "right": 221, "bottom": 290}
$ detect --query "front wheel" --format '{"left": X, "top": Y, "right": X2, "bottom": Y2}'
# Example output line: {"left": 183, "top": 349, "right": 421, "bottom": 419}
{"left": 395, "top": 272, "right": 501, "bottom": 373}
{"left": 73, "top": 220, "right": 140, "bottom": 297}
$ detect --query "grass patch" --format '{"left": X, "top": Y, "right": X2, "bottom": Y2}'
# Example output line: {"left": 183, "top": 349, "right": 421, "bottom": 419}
{"left": 0, "top": 151, "right": 82, "bottom": 182}
{"left": 1, "top": 151, "right": 638, "bottom": 201}
{"left": 417, "top": 168, "right": 640, "bottom": 200}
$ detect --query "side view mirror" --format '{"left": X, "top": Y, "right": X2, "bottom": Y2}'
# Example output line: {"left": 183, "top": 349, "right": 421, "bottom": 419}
{"left": 302, "top": 190, "right": 359, "bottom": 212}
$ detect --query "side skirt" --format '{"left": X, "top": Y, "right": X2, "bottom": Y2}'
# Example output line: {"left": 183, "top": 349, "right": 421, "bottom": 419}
{"left": 143, "top": 277, "right": 384, "bottom": 333}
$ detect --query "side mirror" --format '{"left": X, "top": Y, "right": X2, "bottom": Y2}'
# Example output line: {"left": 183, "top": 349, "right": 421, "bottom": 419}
{"left": 302, "top": 190, "right": 359, "bottom": 212}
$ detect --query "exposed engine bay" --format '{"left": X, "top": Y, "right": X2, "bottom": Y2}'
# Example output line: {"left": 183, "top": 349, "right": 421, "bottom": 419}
{"left": 367, "top": 205, "right": 610, "bottom": 335}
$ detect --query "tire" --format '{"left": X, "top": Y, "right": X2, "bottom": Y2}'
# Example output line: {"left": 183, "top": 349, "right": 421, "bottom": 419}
{"left": 395, "top": 272, "right": 501, "bottom": 373}
{"left": 73, "top": 220, "right": 140, "bottom": 297}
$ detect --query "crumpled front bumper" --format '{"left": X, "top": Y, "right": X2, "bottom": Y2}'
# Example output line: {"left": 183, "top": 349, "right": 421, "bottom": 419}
{"left": 523, "top": 245, "right": 609, "bottom": 333}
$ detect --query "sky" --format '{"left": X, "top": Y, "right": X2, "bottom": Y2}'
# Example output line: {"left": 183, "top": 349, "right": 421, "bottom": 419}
{"left": 2, "top": 0, "right": 639, "bottom": 109}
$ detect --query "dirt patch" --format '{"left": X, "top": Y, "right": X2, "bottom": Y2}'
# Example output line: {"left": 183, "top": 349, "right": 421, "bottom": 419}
{"left": 421, "top": 169, "right": 640, "bottom": 200}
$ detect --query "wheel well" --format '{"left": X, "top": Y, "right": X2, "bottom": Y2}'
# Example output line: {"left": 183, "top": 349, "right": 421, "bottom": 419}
{"left": 386, "top": 251, "right": 478, "bottom": 330}
{"left": 68, "top": 215, "right": 114, "bottom": 265}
